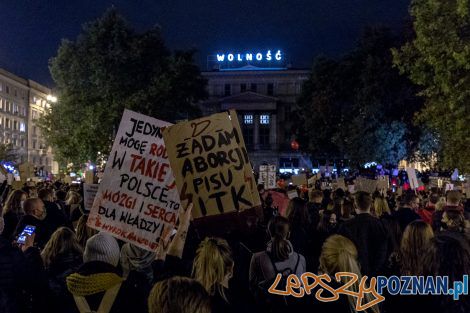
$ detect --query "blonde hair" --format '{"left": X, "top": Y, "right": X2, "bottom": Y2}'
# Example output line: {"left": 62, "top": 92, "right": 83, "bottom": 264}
{"left": 192, "top": 237, "right": 233, "bottom": 301}
{"left": 435, "top": 197, "right": 446, "bottom": 211}
{"left": 66, "top": 191, "right": 82, "bottom": 206}
{"left": 148, "top": 276, "right": 211, "bottom": 313}
{"left": 374, "top": 197, "right": 390, "bottom": 217}
{"left": 320, "top": 235, "right": 380, "bottom": 313}
{"left": 3, "top": 190, "right": 27, "bottom": 216}
{"left": 41, "top": 227, "right": 83, "bottom": 268}
{"left": 76, "top": 214, "right": 98, "bottom": 248}
{"left": 400, "top": 220, "right": 433, "bottom": 276}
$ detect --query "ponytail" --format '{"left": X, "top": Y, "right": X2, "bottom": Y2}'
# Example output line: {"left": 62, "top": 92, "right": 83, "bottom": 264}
{"left": 268, "top": 216, "right": 292, "bottom": 261}
{"left": 192, "top": 237, "right": 233, "bottom": 301}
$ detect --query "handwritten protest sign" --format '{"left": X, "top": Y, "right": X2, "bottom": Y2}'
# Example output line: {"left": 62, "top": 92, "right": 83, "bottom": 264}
{"left": 19, "top": 162, "right": 34, "bottom": 182}
{"left": 259, "top": 165, "right": 277, "bottom": 189}
{"left": 163, "top": 110, "right": 260, "bottom": 218}
{"left": 355, "top": 177, "right": 378, "bottom": 194}
{"left": 83, "top": 184, "right": 99, "bottom": 211}
{"left": 88, "top": 110, "right": 180, "bottom": 252}
{"left": 377, "top": 176, "right": 389, "bottom": 190}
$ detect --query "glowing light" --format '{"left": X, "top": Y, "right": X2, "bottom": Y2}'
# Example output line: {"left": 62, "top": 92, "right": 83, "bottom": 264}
{"left": 216, "top": 50, "right": 283, "bottom": 62}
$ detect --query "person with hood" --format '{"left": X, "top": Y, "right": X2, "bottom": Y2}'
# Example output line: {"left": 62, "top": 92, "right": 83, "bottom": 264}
{"left": 66, "top": 232, "right": 146, "bottom": 313}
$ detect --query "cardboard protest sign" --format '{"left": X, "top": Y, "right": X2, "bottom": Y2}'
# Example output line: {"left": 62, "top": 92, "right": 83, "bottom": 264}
{"left": 88, "top": 110, "right": 180, "bottom": 252}
{"left": 83, "top": 184, "right": 99, "bottom": 211}
{"left": 19, "top": 162, "right": 34, "bottom": 182}
{"left": 64, "top": 176, "right": 72, "bottom": 184}
{"left": 355, "top": 177, "right": 378, "bottom": 194}
{"left": 307, "top": 176, "right": 316, "bottom": 188}
{"left": 287, "top": 190, "right": 298, "bottom": 199}
{"left": 377, "top": 175, "right": 389, "bottom": 190}
{"left": 162, "top": 110, "right": 260, "bottom": 218}
{"left": 445, "top": 183, "right": 454, "bottom": 191}
{"left": 85, "top": 171, "right": 94, "bottom": 184}
{"left": 332, "top": 178, "right": 346, "bottom": 190}
{"left": 291, "top": 174, "right": 307, "bottom": 186}
{"left": 406, "top": 168, "right": 419, "bottom": 190}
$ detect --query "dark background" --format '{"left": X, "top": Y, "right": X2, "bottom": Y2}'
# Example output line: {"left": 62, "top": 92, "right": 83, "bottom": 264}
{"left": 0, "top": 0, "right": 410, "bottom": 86}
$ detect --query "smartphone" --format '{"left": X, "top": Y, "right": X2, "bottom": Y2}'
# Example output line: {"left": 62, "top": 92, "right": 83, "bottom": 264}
{"left": 17, "top": 225, "right": 36, "bottom": 244}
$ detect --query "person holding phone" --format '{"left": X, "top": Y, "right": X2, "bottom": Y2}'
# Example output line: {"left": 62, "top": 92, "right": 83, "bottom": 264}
{"left": 14, "top": 198, "right": 51, "bottom": 249}
{"left": 0, "top": 217, "right": 49, "bottom": 313}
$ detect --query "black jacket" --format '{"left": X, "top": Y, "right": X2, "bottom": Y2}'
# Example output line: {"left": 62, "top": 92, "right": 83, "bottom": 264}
{"left": 392, "top": 207, "right": 421, "bottom": 233}
{"left": 338, "top": 213, "right": 389, "bottom": 277}
{"left": 0, "top": 236, "right": 49, "bottom": 313}
{"left": 43, "top": 200, "right": 68, "bottom": 235}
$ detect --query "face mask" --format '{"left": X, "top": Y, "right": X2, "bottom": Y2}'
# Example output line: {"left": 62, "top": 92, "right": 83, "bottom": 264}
{"left": 0, "top": 217, "right": 4, "bottom": 235}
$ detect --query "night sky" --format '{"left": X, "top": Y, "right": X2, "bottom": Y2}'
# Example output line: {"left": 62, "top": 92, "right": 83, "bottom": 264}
{"left": 0, "top": 0, "right": 410, "bottom": 86}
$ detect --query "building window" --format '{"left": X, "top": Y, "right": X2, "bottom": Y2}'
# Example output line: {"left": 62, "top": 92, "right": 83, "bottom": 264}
{"left": 259, "top": 127, "right": 270, "bottom": 148}
{"left": 0, "top": 99, "right": 3, "bottom": 110}
{"left": 5, "top": 118, "right": 10, "bottom": 128}
{"left": 32, "top": 110, "right": 38, "bottom": 119}
{"left": 32, "top": 96, "right": 37, "bottom": 104}
{"left": 0, "top": 83, "right": 2, "bottom": 92}
{"left": 33, "top": 126, "right": 37, "bottom": 135}
{"left": 12, "top": 138, "right": 17, "bottom": 146}
{"left": 14, "top": 89, "right": 17, "bottom": 97}
{"left": 33, "top": 140, "right": 37, "bottom": 149}
{"left": 244, "top": 114, "right": 253, "bottom": 125}
{"left": 242, "top": 128, "right": 254, "bottom": 149}
{"left": 20, "top": 122, "right": 25, "bottom": 132}
{"left": 251, "top": 83, "right": 257, "bottom": 93}
{"left": 5, "top": 86, "right": 9, "bottom": 94}
{"left": 267, "top": 83, "right": 274, "bottom": 96}
{"left": 13, "top": 121, "right": 18, "bottom": 130}
{"left": 240, "top": 83, "right": 247, "bottom": 93}
{"left": 260, "top": 114, "right": 270, "bottom": 125}
{"left": 224, "top": 84, "right": 231, "bottom": 96}
{"left": 13, "top": 103, "right": 18, "bottom": 114}
{"left": 21, "top": 139, "right": 25, "bottom": 147}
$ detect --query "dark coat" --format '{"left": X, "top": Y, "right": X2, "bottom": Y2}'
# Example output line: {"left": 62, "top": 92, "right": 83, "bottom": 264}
{"left": 66, "top": 261, "right": 149, "bottom": 313}
{"left": 338, "top": 213, "right": 389, "bottom": 277}
{"left": 43, "top": 200, "right": 68, "bottom": 235}
{"left": 392, "top": 207, "right": 421, "bottom": 233}
{"left": 0, "top": 236, "right": 49, "bottom": 313}
{"left": 2, "top": 211, "right": 22, "bottom": 242}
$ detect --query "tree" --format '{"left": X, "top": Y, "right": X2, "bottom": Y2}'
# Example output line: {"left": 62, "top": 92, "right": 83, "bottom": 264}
{"left": 41, "top": 8, "right": 207, "bottom": 166}
{"left": 296, "top": 27, "right": 423, "bottom": 167}
{"left": 392, "top": 0, "right": 470, "bottom": 172}
{"left": 0, "top": 143, "right": 17, "bottom": 162}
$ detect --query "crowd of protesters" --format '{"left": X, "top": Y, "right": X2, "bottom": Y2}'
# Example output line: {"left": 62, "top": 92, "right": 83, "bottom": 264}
{"left": 0, "top": 178, "right": 469, "bottom": 313}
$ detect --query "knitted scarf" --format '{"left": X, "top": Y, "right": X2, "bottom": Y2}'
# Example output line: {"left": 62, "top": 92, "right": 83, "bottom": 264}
{"left": 67, "top": 272, "right": 123, "bottom": 296}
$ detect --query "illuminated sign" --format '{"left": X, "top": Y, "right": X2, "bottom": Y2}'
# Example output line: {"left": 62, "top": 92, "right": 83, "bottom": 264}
{"left": 216, "top": 50, "right": 282, "bottom": 63}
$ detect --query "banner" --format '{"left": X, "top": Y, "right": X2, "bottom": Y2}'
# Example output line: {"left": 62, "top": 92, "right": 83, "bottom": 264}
{"left": 377, "top": 175, "right": 389, "bottom": 190}
{"left": 83, "top": 183, "right": 99, "bottom": 211}
{"left": 88, "top": 110, "right": 180, "bottom": 252}
{"left": 163, "top": 110, "right": 260, "bottom": 218}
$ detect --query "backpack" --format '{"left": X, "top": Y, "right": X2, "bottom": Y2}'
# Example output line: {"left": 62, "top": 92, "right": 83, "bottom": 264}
{"left": 256, "top": 252, "right": 301, "bottom": 312}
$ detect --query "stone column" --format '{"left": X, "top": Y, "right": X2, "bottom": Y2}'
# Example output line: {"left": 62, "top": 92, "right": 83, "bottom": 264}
{"left": 254, "top": 113, "right": 260, "bottom": 150}
{"left": 269, "top": 114, "right": 277, "bottom": 150}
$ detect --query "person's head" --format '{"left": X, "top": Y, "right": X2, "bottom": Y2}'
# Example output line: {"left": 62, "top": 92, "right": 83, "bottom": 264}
{"left": 400, "top": 220, "right": 434, "bottom": 276}
{"left": 420, "top": 233, "right": 470, "bottom": 312}
{"left": 441, "top": 210, "right": 466, "bottom": 232}
{"left": 341, "top": 199, "right": 354, "bottom": 219}
{"left": 319, "top": 235, "right": 379, "bottom": 313}
{"left": 309, "top": 190, "right": 323, "bottom": 204}
{"left": 83, "top": 232, "right": 120, "bottom": 267}
{"left": 428, "top": 193, "right": 440, "bottom": 206}
{"left": 446, "top": 190, "right": 462, "bottom": 207}
{"left": 402, "top": 193, "right": 419, "bottom": 210}
{"left": 374, "top": 196, "right": 390, "bottom": 217}
{"left": 75, "top": 214, "right": 98, "bottom": 248}
{"left": 317, "top": 210, "right": 337, "bottom": 233}
{"left": 41, "top": 227, "right": 83, "bottom": 268}
{"left": 24, "top": 198, "right": 46, "bottom": 220}
{"left": 3, "top": 190, "right": 28, "bottom": 215}
{"left": 120, "top": 243, "right": 156, "bottom": 279}
{"left": 38, "top": 188, "right": 53, "bottom": 202}
{"left": 55, "top": 190, "right": 67, "bottom": 202}
{"left": 66, "top": 190, "right": 82, "bottom": 206}
{"left": 354, "top": 191, "right": 372, "bottom": 213}
{"left": 267, "top": 215, "right": 292, "bottom": 261}
{"left": 286, "top": 197, "right": 309, "bottom": 227}
{"left": 192, "top": 237, "right": 234, "bottom": 299}
{"left": 23, "top": 186, "right": 38, "bottom": 198}
{"left": 148, "top": 277, "right": 211, "bottom": 313}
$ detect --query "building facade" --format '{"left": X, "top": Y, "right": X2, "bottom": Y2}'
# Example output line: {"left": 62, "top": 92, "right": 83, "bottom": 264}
{"left": 0, "top": 68, "right": 58, "bottom": 175}
{"left": 199, "top": 67, "right": 312, "bottom": 173}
